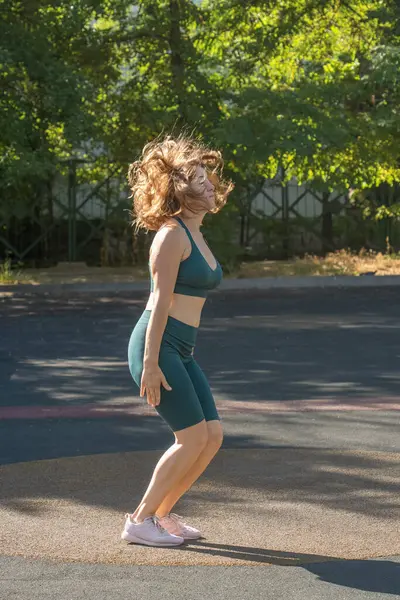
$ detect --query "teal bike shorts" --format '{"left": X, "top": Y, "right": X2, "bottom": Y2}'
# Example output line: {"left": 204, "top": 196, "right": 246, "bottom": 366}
{"left": 128, "top": 310, "right": 220, "bottom": 432}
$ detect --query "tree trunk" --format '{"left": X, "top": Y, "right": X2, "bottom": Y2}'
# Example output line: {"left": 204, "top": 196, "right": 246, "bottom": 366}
{"left": 169, "top": 0, "right": 187, "bottom": 121}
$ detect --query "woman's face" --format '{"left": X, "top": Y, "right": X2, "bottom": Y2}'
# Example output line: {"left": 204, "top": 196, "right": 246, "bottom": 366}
{"left": 189, "top": 164, "right": 216, "bottom": 211}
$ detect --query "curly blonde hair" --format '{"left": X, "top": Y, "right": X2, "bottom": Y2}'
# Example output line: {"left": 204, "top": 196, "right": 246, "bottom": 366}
{"left": 127, "top": 133, "right": 234, "bottom": 231}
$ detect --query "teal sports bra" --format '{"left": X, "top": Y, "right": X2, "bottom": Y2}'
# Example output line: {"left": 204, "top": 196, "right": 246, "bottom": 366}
{"left": 149, "top": 216, "right": 223, "bottom": 298}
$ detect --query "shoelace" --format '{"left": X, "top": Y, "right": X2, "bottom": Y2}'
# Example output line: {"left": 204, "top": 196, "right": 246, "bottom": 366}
{"left": 152, "top": 516, "right": 168, "bottom": 534}
{"left": 169, "top": 513, "right": 185, "bottom": 525}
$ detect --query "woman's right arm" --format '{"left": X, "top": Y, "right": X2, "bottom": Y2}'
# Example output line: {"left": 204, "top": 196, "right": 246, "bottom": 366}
{"left": 140, "top": 225, "right": 186, "bottom": 406}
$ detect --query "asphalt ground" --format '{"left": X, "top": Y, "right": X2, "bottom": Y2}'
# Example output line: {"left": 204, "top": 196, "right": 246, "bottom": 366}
{"left": 0, "top": 287, "right": 399, "bottom": 599}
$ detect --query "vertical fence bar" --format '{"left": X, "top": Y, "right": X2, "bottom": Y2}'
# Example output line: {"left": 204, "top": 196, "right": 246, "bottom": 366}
{"left": 281, "top": 170, "right": 289, "bottom": 258}
{"left": 68, "top": 160, "right": 77, "bottom": 261}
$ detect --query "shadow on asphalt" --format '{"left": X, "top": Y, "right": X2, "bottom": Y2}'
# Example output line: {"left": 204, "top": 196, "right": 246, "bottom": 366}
{"left": 3, "top": 288, "right": 400, "bottom": 411}
{"left": 1, "top": 446, "right": 398, "bottom": 523}
{"left": 1, "top": 290, "right": 400, "bottom": 589}
{"left": 306, "top": 559, "right": 400, "bottom": 595}
{"left": 186, "top": 542, "right": 400, "bottom": 595}
{"left": 1, "top": 288, "right": 399, "bottom": 517}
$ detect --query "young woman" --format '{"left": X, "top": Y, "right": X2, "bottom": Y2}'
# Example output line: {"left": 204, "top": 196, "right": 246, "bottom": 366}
{"left": 121, "top": 134, "right": 233, "bottom": 547}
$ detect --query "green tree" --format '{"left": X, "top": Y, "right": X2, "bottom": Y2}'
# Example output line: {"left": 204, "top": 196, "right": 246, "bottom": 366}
{"left": 3, "top": 0, "right": 400, "bottom": 262}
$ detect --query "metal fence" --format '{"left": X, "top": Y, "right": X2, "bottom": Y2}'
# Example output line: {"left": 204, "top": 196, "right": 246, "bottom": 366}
{"left": 243, "top": 178, "right": 400, "bottom": 258}
{"left": 1, "top": 167, "right": 400, "bottom": 264}
{"left": 0, "top": 160, "right": 132, "bottom": 265}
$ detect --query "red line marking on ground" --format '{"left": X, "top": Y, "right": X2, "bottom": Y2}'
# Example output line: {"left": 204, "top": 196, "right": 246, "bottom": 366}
{"left": 0, "top": 398, "right": 400, "bottom": 419}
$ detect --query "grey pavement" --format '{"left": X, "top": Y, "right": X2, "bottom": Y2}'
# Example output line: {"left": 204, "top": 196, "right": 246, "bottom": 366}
{"left": 1, "top": 287, "right": 400, "bottom": 462}
{"left": 1, "top": 287, "right": 400, "bottom": 598}
{"left": 1, "top": 555, "right": 400, "bottom": 599}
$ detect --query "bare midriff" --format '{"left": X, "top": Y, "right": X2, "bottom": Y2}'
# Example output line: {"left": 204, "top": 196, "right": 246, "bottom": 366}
{"left": 144, "top": 292, "right": 205, "bottom": 328}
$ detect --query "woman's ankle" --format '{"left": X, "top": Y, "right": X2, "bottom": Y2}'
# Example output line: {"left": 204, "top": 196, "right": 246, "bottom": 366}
{"left": 155, "top": 510, "right": 170, "bottom": 519}
{"left": 134, "top": 507, "right": 154, "bottom": 523}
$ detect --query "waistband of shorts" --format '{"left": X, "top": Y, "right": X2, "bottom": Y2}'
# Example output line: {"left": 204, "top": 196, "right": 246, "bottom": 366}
{"left": 140, "top": 309, "right": 198, "bottom": 345}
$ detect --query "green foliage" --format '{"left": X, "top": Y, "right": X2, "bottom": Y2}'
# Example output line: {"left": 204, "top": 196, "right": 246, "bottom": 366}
{"left": 203, "top": 202, "right": 242, "bottom": 272}
{"left": 0, "top": 254, "right": 23, "bottom": 283}
{"left": 349, "top": 182, "right": 400, "bottom": 224}
{"left": 0, "top": 256, "right": 13, "bottom": 283}
{"left": 2, "top": 0, "right": 400, "bottom": 259}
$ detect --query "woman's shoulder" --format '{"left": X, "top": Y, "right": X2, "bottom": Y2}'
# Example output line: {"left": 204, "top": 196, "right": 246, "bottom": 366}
{"left": 150, "top": 218, "right": 185, "bottom": 257}
{"left": 158, "top": 216, "right": 180, "bottom": 231}
{"left": 155, "top": 217, "right": 184, "bottom": 239}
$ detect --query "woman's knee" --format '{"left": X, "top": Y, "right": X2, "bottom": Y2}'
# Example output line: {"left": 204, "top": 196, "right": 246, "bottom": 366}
{"left": 174, "top": 419, "right": 208, "bottom": 452}
{"left": 206, "top": 420, "right": 223, "bottom": 449}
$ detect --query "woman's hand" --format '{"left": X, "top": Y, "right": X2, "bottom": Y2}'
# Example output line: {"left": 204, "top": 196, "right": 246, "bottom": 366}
{"left": 140, "top": 364, "right": 172, "bottom": 407}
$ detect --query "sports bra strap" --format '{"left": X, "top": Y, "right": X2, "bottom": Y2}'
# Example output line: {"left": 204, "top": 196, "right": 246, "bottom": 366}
{"left": 174, "top": 216, "right": 194, "bottom": 247}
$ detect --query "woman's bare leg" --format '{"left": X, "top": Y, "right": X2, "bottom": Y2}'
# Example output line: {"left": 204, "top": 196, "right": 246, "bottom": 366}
{"left": 131, "top": 420, "right": 208, "bottom": 522}
{"left": 154, "top": 421, "right": 223, "bottom": 518}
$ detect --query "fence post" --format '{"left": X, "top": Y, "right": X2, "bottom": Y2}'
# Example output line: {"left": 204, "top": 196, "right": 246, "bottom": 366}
{"left": 281, "top": 174, "right": 289, "bottom": 259}
{"left": 67, "top": 159, "right": 77, "bottom": 261}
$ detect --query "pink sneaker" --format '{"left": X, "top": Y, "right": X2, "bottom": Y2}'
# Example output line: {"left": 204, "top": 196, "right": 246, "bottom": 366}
{"left": 157, "top": 513, "right": 202, "bottom": 540}
{"left": 121, "top": 514, "right": 185, "bottom": 547}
